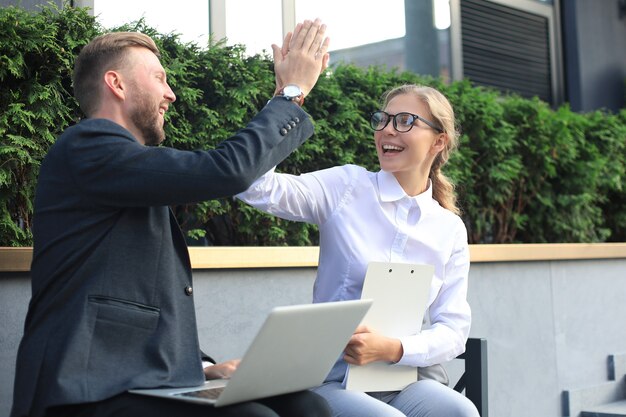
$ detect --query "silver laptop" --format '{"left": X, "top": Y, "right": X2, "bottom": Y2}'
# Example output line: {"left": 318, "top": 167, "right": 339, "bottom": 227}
{"left": 129, "top": 299, "right": 372, "bottom": 407}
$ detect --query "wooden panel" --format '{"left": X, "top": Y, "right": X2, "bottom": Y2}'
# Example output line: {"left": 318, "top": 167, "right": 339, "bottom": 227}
{"left": 0, "top": 248, "right": 33, "bottom": 272}
{"left": 188, "top": 246, "right": 320, "bottom": 269}
{"left": 3, "top": 244, "right": 626, "bottom": 272}
{"left": 469, "top": 243, "right": 626, "bottom": 262}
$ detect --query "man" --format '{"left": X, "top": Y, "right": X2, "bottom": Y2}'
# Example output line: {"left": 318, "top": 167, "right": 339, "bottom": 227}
{"left": 11, "top": 19, "right": 330, "bottom": 417}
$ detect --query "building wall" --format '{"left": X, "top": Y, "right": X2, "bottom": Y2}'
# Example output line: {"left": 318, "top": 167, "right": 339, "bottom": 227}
{"left": 563, "top": 0, "right": 626, "bottom": 112}
{"left": 2, "top": 257, "right": 626, "bottom": 417}
{"left": 330, "top": 38, "right": 405, "bottom": 72}
{"left": 0, "top": 0, "right": 61, "bottom": 10}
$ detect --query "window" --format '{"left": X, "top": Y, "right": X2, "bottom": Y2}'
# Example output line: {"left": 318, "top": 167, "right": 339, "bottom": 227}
{"left": 221, "top": 0, "right": 282, "bottom": 56}
{"left": 93, "top": 0, "right": 209, "bottom": 46}
{"left": 295, "top": 0, "right": 405, "bottom": 51}
{"left": 294, "top": 0, "right": 406, "bottom": 69}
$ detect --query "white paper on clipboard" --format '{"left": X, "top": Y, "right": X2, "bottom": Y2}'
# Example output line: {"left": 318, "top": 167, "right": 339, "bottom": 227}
{"left": 346, "top": 261, "right": 434, "bottom": 392}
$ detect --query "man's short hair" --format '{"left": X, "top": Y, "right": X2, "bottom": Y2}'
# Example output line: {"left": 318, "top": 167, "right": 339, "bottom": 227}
{"left": 72, "top": 32, "right": 160, "bottom": 117}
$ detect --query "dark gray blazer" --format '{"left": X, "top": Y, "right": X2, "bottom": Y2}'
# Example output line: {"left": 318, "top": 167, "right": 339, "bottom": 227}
{"left": 11, "top": 98, "right": 313, "bottom": 417}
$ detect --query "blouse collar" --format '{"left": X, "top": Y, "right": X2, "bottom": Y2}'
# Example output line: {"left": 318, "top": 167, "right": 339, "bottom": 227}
{"left": 377, "top": 170, "right": 435, "bottom": 212}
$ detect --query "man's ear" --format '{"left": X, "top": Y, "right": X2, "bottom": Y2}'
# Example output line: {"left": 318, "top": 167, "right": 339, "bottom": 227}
{"left": 103, "top": 70, "right": 126, "bottom": 101}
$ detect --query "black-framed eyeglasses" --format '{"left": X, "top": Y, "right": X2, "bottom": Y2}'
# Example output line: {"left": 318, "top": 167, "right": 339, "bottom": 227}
{"left": 369, "top": 110, "right": 443, "bottom": 133}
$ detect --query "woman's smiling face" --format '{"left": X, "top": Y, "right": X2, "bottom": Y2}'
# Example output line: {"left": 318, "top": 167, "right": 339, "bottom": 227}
{"left": 374, "top": 93, "right": 444, "bottom": 189}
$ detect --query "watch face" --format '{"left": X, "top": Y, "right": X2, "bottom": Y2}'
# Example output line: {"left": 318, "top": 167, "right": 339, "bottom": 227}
{"left": 283, "top": 85, "right": 302, "bottom": 98}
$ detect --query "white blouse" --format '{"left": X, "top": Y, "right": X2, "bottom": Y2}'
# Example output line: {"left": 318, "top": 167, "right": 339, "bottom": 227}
{"left": 237, "top": 164, "right": 471, "bottom": 367}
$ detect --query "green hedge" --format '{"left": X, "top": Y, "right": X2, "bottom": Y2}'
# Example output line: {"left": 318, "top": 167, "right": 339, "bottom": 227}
{"left": 1, "top": 4, "right": 625, "bottom": 246}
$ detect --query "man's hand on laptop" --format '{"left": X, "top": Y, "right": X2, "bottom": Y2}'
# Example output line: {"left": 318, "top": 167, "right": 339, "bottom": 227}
{"left": 203, "top": 359, "right": 241, "bottom": 380}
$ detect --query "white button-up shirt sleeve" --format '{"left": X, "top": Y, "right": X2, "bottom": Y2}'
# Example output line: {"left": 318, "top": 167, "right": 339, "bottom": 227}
{"left": 237, "top": 165, "right": 471, "bottom": 368}
{"left": 396, "top": 223, "right": 471, "bottom": 366}
{"left": 236, "top": 166, "right": 354, "bottom": 225}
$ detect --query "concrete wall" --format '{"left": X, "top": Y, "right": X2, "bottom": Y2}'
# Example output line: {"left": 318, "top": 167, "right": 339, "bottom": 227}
{"left": 469, "top": 259, "right": 626, "bottom": 416}
{"left": 2, "top": 258, "right": 626, "bottom": 417}
{"left": 0, "top": 274, "right": 30, "bottom": 417}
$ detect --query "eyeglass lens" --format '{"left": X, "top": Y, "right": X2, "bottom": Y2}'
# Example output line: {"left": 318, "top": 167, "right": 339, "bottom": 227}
{"left": 370, "top": 111, "right": 417, "bottom": 132}
{"left": 370, "top": 112, "right": 387, "bottom": 130}
{"left": 394, "top": 113, "right": 415, "bottom": 131}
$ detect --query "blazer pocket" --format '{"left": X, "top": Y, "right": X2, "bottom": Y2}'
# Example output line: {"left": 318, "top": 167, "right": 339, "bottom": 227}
{"left": 86, "top": 295, "right": 160, "bottom": 392}
{"left": 88, "top": 295, "right": 160, "bottom": 330}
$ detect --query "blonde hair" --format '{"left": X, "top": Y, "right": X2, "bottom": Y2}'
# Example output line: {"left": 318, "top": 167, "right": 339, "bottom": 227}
{"left": 381, "top": 84, "right": 460, "bottom": 215}
{"left": 72, "top": 32, "right": 161, "bottom": 117}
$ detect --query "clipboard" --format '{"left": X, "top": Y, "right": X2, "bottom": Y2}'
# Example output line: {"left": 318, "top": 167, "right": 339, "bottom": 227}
{"left": 346, "top": 261, "right": 434, "bottom": 392}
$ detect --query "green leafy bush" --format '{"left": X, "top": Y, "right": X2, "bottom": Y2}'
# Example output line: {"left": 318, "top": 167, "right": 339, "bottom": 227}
{"left": 0, "top": 4, "right": 99, "bottom": 246}
{"left": 1, "top": 4, "right": 624, "bottom": 246}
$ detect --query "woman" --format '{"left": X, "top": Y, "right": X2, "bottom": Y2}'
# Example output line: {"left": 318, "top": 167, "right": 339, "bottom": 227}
{"left": 237, "top": 84, "right": 479, "bottom": 417}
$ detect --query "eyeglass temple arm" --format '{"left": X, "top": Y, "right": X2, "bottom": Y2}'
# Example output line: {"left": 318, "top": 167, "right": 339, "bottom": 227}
{"left": 416, "top": 114, "right": 443, "bottom": 133}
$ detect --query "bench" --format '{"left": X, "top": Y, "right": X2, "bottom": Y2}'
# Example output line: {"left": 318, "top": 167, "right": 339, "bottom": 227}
{"left": 454, "top": 338, "right": 489, "bottom": 417}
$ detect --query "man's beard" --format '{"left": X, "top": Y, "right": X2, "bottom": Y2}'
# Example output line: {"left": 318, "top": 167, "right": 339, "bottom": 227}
{"left": 129, "top": 88, "right": 166, "bottom": 146}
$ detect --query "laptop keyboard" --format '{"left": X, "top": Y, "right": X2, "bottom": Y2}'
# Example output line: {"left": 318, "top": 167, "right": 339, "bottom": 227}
{"left": 174, "top": 386, "right": 225, "bottom": 400}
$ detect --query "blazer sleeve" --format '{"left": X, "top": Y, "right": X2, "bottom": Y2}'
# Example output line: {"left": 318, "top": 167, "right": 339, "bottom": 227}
{"left": 64, "top": 98, "right": 313, "bottom": 207}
